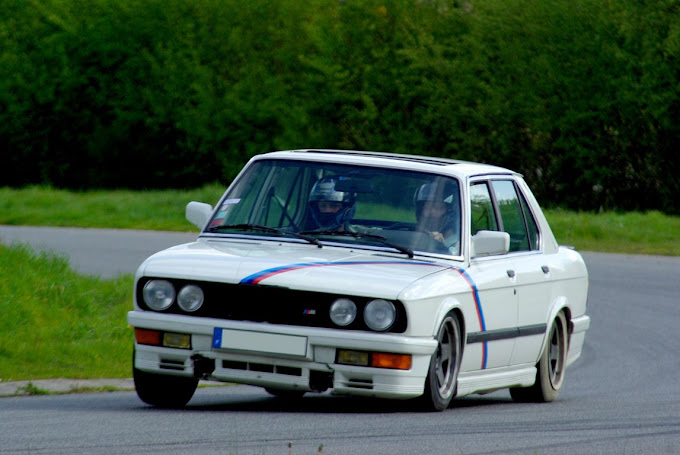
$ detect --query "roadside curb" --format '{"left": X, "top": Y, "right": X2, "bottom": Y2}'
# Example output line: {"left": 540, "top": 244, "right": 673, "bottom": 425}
{"left": 0, "top": 378, "right": 135, "bottom": 397}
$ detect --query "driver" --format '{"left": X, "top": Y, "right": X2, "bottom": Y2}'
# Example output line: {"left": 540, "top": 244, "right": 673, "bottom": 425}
{"left": 414, "top": 181, "right": 460, "bottom": 253}
{"left": 308, "top": 177, "right": 356, "bottom": 231}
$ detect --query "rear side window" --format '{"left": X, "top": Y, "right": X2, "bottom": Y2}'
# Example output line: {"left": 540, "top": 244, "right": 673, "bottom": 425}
{"left": 518, "top": 190, "right": 540, "bottom": 250}
{"left": 490, "top": 180, "right": 539, "bottom": 252}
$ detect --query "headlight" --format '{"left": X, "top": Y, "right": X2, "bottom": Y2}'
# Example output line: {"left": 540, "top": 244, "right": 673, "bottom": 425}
{"left": 364, "top": 299, "right": 396, "bottom": 331}
{"left": 177, "top": 285, "right": 204, "bottom": 312}
{"left": 142, "top": 280, "right": 175, "bottom": 311}
{"left": 330, "top": 298, "right": 357, "bottom": 326}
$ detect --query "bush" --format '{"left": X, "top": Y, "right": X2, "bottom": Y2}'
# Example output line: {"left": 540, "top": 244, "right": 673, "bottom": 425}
{"left": 0, "top": 0, "right": 678, "bottom": 213}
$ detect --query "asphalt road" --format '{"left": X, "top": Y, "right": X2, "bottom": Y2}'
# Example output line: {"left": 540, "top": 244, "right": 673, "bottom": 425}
{"left": 1, "top": 226, "right": 679, "bottom": 454}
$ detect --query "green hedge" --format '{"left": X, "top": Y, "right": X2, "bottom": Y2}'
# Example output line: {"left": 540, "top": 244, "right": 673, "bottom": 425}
{"left": 1, "top": 0, "right": 678, "bottom": 213}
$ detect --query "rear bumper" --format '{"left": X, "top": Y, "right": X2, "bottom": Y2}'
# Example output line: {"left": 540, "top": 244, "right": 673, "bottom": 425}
{"left": 128, "top": 311, "right": 437, "bottom": 399}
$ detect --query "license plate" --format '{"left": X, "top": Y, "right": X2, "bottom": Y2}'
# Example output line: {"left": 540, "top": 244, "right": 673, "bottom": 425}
{"left": 212, "top": 328, "right": 308, "bottom": 357}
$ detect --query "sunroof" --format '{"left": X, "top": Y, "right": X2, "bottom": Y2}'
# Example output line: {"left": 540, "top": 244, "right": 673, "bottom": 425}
{"left": 292, "top": 149, "right": 462, "bottom": 166}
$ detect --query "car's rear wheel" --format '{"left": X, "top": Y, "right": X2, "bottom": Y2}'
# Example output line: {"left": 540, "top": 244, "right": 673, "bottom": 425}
{"left": 133, "top": 351, "right": 198, "bottom": 408}
{"left": 420, "top": 312, "right": 462, "bottom": 411}
{"left": 510, "top": 311, "right": 568, "bottom": 403}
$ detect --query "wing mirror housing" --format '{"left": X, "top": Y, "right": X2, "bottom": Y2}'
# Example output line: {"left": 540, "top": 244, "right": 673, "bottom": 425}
{"left": 471, "top": 230, "right": 510, "bottom": 258}
{"left": 186, "top": 201, "right": 213, "bottom": 230}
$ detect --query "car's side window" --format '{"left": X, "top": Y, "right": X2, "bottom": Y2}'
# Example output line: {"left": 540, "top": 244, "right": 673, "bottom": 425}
{"left": 469, "top": 182, "right": 498, "bottom": 235}
{"left": 490, "top": 180, "right": 541, "bottom": 252}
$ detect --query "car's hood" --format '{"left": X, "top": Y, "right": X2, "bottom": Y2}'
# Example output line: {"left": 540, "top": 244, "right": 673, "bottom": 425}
{"left": 137, "top": 238, "right": 451, "bottom": 299}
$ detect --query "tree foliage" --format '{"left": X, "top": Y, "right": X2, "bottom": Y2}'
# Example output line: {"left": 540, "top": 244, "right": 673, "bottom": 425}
{"left": 1, "top": 0, "right": 678, "bottom": 212}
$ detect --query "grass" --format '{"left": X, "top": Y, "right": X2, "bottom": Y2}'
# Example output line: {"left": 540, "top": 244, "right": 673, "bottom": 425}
{"left": 544, "top": 209, "right": 680, "bottom": 256}
{"left": 16, "top": 382, "right": 50, "bottom": 395}
{"left": 0, "top": 243, "right": 133, "bottom": 381}
{"left": 0, "top": 184, "right": 225, "bottom": 231}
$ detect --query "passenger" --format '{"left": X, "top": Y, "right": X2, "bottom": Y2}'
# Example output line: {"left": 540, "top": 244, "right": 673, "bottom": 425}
{"left": 414, "top": 181, "right": 460, "bottom": 253}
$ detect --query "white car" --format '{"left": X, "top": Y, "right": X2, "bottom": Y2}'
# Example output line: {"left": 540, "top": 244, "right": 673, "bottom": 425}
{"left": 128, "top": 149, "right": 590, "bottom": 411}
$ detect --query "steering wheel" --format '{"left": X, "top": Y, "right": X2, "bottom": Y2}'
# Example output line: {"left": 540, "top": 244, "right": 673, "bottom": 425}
{"left": 386, "top": 222, "right": 416, "bottom": 231}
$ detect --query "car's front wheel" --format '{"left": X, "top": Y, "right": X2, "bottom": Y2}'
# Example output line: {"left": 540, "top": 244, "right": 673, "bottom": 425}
{"left": 133, "top": 351, "right": 198, "bottom": 408}
{"left": 510, "top": 311, "right": 568, "bottom": 402}
{"left": 420, "top": 312, "right": 462, "bottom": 411}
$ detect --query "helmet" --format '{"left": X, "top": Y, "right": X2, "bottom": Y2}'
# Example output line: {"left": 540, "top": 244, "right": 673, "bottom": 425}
{"left": 414, "top": 180, "right": 459, "bottom": 232}
{"left": 308, "top": 177, "right": 357, "bottom": 230}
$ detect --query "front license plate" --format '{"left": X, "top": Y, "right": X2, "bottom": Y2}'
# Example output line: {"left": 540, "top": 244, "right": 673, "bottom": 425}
{"left": 212, "top": 328, "right": 308, "bottom": 357}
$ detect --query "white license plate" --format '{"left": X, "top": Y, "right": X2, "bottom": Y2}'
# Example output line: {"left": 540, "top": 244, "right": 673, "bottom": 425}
{"left": 212, "top": 328, "right": 308, "bottom": 357}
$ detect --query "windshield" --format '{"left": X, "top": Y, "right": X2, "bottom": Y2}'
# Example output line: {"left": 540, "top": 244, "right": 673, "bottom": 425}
{"left": 207, "top": 159, "right": 461, "bottom": 256}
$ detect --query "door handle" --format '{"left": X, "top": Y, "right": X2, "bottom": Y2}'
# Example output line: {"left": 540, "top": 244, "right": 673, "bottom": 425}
{"left": 541, "top": 265, "right": 550, "bottom": 274}
{"left": 507, "top": 270, "right": 516, "bottom": 278}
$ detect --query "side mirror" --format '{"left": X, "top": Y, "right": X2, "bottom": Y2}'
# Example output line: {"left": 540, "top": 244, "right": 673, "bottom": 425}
{"left": 186, "top": 201, "right": 213, "bottom": 230}
{"left": 471, "top": 230, "right": 510, "bottom": 258}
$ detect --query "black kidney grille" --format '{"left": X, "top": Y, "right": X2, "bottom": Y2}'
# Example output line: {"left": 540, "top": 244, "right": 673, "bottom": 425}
{"left": 137, "top": 278, "right": 406, "bottom": 333}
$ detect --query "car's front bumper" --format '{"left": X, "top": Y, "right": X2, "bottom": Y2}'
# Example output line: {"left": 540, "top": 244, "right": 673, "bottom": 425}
{"left": 128, "top": 311, "right": 438, "bottom": 399}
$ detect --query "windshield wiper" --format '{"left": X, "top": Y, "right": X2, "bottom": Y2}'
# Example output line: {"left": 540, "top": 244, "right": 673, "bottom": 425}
{"left": 208, "top": 223, "right": 322, "bottom": 248}
{"left": 301, "top": 230, "right": 413, "bottom": 258}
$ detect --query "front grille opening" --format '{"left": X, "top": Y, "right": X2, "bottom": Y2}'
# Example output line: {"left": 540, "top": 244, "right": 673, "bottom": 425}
{"left": 250, "top": 363, "right": 274, "bottom": 373}
{"left": 276, "top": 366, "right": 302, "bottom": 376}
{"left": 221, "top": 360, "right": 302, "bottom": 377}
{"left": 222, "top": 360, "right": 247, "bottom": 370}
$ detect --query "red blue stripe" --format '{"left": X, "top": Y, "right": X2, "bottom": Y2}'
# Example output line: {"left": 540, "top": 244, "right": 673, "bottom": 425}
{"left": 454, "top": 268, "right": 487, "bottom": 369}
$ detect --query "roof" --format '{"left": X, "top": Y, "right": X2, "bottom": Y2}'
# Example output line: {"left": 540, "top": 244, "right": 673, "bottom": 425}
{"left": 262, "top": 149, "right": 517, "bottom": 178}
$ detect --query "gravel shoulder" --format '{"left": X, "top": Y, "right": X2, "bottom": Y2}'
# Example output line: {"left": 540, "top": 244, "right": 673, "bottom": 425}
{"left": 0, "top": 378, "right": 135, "bottom": 397}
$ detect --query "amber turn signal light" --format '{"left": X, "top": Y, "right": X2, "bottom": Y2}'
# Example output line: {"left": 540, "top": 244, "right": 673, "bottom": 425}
{"left": 371, "top": 352, "right": 412, "bottom": 370}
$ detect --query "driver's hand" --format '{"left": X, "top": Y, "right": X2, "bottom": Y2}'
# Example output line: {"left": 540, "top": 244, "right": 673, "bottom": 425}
{"left": 429, "top": 231, "right": 445, "bottom": 243}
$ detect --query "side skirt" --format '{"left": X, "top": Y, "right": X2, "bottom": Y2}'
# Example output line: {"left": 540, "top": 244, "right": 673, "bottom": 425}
{"left": 456, "top": 365, "right": 536, "bottom": 397}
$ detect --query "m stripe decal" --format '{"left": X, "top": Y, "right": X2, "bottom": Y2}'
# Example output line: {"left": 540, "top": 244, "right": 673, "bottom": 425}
{"left": 452, "top": 268, "right": 487, "bottom": 369}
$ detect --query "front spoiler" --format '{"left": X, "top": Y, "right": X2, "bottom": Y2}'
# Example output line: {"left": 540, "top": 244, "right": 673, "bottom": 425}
{"left": 128, "top": 311, "right": 438, "bottom": 399}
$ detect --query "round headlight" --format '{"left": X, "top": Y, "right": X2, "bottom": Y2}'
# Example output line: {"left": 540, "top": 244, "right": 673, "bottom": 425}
{"left": 330, "top": 298, "right": 357, "bottom": 326}
{"left": 142, "top": 280, "right": 175, "bottom": 311}
{"left": 177, "top": 285, "right": 204, "bottom": 312}
{"left": 364, "top": 299, "right": 396, "bottom": 331}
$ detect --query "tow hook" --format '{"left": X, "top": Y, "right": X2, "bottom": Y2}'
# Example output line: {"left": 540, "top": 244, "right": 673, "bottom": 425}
{"left": 191, "top": 354, "right": 215, "bottom": 380}
{"left": 309, "top": 370, "right": 333, "bottom": 392}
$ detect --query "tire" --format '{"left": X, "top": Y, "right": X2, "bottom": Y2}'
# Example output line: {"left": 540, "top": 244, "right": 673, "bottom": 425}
{"left": 133, "top": 351, "right": 198, "bottom": 408}
{"left": 420, "top": 312, "right": 462, "bottom": 411}
{"left": 510, "top": 311, "right": 568, "bottom": 403}
{"left": 265, "top": 387, "right": 306, "bottom": 399}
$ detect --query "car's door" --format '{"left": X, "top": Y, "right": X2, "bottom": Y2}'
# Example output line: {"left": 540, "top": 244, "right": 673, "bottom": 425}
{"left": 488, "top": 179, "right": 551, "bottom": 366}
{"left": 463, "top": 181, "right": 518, "bottom": 371}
